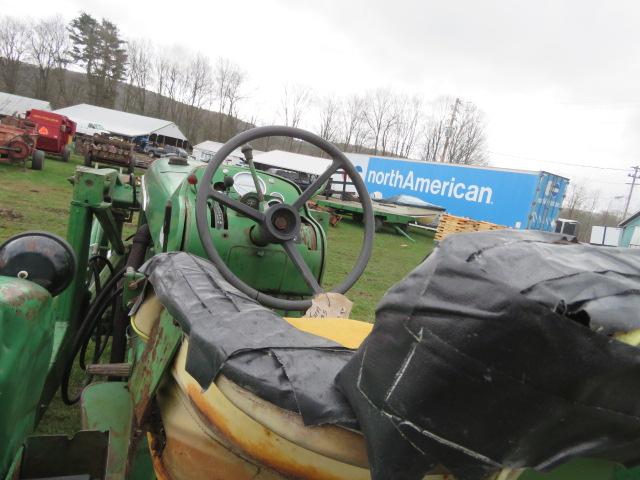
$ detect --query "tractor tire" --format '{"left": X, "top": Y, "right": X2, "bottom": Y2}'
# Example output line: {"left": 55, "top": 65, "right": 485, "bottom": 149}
{"left": 62, "top": 145, "right": 72, "bottom": 162}
{"left": 31, "top": 150, "right": 44, "bottom": 170}
{"left": 374, "top": 216, "right": 384, "bottom": 232}
{"left": 84, "top": 152, "right": 93, "bottom": 167}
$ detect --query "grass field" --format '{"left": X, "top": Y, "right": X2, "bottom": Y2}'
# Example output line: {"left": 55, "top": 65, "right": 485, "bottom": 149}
{"left": 0, "top": 153, "right": 435, "bottom": 434}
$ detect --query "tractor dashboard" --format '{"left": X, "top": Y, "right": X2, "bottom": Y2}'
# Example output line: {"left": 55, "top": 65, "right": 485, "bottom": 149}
{"left": 142, "top": 157, "right": 326, "bottom": 300}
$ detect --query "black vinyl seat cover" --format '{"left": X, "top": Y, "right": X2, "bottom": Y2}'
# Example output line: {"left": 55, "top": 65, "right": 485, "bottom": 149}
{"left": 141, "top": 231, "right": 640, "bottom": 480}
{"left": 336, "top": 230, "right": 640, "bottom": 480}
{"left": 139, "top": 252, "right": 359, "bottom": 428}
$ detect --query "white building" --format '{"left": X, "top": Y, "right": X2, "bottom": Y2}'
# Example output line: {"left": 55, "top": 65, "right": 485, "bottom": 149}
{"left": 54, "top": 104, "right": 188, "bottom": 147}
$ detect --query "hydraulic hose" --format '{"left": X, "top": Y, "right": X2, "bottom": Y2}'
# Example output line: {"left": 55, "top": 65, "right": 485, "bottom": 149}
{"left": 110, "top": 223, "right": 151, "bottom": 364}
{"left": 61, "top": 269, "right": 125, "bottom": 405}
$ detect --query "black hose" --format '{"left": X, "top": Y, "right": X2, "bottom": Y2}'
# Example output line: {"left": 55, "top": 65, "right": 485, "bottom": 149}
{"left": 86, "top": 255, "right": 114, "bottom": 294}
{"left": 88, "top": 255, "right": 114, "bottom": 274}
{"left": 78, "top": 290, "right": 115, "bottom": 370}
{"left": 62, "top": 285, "right": 122, "bottom": 404}
{"left": 61, "top": 269, "right": 125, "bottom": 405}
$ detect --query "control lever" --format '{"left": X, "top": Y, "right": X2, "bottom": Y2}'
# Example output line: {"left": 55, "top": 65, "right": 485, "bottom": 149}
{"left": 223, "top": 175, "right": 234, "bottom": 192}
{"left": 242, "top": 144, "right": 264, "bottom": 203}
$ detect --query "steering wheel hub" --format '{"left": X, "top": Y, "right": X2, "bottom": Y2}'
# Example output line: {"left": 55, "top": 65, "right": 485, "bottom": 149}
{"left": 264, "top": 204, "right": 300, "bottom": 242}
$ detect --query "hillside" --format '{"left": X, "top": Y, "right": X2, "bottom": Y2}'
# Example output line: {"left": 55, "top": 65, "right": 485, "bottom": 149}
{"left": 1, "top": 62, "right": 384, "bottom": 158}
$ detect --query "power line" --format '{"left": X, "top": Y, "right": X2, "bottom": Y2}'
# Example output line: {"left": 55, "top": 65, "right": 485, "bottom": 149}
{"left": 554, "top": 100, "right": 640, "bottom": 107}
{"left": 488, "top": 150, "right": 629, "bottom": 171}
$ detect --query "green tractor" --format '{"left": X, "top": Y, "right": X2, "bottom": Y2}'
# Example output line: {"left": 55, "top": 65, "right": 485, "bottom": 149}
{"left": 0, "top": 126, "right": 639, "bottom": 480}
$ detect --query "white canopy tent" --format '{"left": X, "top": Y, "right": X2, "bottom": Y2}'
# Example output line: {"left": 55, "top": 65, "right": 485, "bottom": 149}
{"left": 53, "top": 104, "right": 188, "bottom": 146}
{"left": 0, "top": 92, "right": 51, "bottom": 116}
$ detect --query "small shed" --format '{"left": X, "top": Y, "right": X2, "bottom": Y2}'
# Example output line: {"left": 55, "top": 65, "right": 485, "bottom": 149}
{"left": 618, "top": 210, "right": 640, "bottom": 247}
{"left": 0, "top": 92, "right": 51, "bottom": 116}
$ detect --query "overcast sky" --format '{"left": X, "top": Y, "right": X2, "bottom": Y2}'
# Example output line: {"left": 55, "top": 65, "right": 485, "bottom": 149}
{"left": 6, "top": 0, "right": 640, "bottom": 212}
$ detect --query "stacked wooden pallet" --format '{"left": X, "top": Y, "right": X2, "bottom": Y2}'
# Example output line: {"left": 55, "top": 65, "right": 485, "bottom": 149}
{"left": 435, "top": 213, "right": 505, "bottom": 241}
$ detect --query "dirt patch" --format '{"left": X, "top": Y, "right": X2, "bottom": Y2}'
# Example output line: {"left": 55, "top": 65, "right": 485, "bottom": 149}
{"left": 0, "top": 208, "right": 23, "bottom": 220}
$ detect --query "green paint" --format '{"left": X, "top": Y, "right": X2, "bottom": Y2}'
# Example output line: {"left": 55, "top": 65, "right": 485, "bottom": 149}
{"left": 122, "top": 269, "right": 146, "bottom": 310}
{"left": 309, "top": 208, "right": 330, "bottom": 232}
{"left": 38, "top": 166, "right": 136, "bottom": 422}
{"left": 80, "top": 381, "right": 154, "bottom": 479}
{"left": 143, "top": 158, "right": 326, "bottom": 296}
{"left": 317, "top": 197, "right": 416, "bottom": 226}
{"left": 517, "top": 458, "right": 628, "bottom": 479}
{"left": 0, "top": 277, "right": 53, "bottom": 477}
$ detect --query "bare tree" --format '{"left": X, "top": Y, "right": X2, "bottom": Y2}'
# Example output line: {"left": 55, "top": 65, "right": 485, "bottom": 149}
{"left": 379, "top": 96, "right": 399, "bottom": 155}
{"left": 447, "top": 102, "right": 488, "bottom": 165}
{"left": 317, "top": 95, "right": 340, "bottom": 143}
{"left": 390, "top": 94, "right": 422, "bottom": 158}
{"left": 29, "top": 16, "right": 69, "bottom": 100}
{"left": 421, "top": 97, "right": 488, "bottom": 165}
{"left": 279, "top": 83, "right": 312, "bottom": 128}
{"left": 164, "top": 54, "right": 187, "bottom": 122}
{"left": 212, "top": 58, "right": 246, "bottom": 140}
{"left": 0, "top": 16, "right": 29, "bottom": 93}
{"left": 279, "top": 84, "right": 312, "bottom": 151}
{"left": 153, "top": 54, "right": 170, "bottom": 117}
{"left": 124, "top": 38, "right": 154, "bottom": 114}
{"left": 564, "top": 182, "right": 587, "bottom": 217}
{"left": 182, "top": 53, "right": 213, "bottom": 140}
{"left": 420, "top": 98, "right": 450, "bottom": 162}
{"left": 340, "top": 94, "right": 365, "bottom": 151}
{"left": 363, "top": 88, "right": 396, "bottom": 154}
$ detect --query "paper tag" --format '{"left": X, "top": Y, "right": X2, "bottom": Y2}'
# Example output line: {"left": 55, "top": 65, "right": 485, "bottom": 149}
{"left": 304, "top": 292, "right": 353, "bottom": 319}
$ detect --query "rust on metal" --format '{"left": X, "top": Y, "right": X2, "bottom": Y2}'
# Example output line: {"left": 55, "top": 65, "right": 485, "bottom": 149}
{"left": 129, "top": 311, "right": 182, "bottom": 426}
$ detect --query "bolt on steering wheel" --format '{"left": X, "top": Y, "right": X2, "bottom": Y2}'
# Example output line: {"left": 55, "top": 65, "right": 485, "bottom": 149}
{"left": 195, "top": 125, "right": 374, "bottom": 311}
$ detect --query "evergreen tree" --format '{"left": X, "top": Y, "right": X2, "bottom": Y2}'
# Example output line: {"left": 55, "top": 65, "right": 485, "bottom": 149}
{"left": 67, "top": 13, "right": 127, "bottom": 107}
{"left": 97, "top": 19, "right": 127, "bottom": 107}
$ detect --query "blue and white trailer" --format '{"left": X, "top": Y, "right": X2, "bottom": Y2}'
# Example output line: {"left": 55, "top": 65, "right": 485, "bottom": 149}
{"left": 252, "top": 149, "right": 569, "bottom": 232}
{"left": 346, "top": 153, "right": 569, "bottom": 231}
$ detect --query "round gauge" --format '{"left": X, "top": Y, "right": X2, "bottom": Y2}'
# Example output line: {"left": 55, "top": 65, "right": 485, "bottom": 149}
{"left": 233, "top": 172, "right": 266, "bottom": 196}
{"left": 267, "top": 198, "right": 283, "bottom": 207}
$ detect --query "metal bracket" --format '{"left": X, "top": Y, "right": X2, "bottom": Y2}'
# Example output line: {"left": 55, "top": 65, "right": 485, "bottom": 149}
{"left": 128, "top": 310, "right": 182, "bottom": 426}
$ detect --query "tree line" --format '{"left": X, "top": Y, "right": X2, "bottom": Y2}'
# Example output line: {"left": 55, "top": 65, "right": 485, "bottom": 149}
{"left": 0, "top": 12, "right": 488, "bottom": 164}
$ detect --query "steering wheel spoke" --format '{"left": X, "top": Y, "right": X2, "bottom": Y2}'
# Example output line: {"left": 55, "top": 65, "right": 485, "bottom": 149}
{"left": 282, "top": 240, "right": 322, "bottom": 294}
{"left": 293, "top": 161, "right": 340, "bottom": 210}
{"left": 207, "top": 186, "right": 265, "bottom": 224}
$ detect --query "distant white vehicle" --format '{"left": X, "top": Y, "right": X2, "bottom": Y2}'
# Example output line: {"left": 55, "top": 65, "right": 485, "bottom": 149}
{"left": 75, "top": 121, "right": 111, "bottom": 137}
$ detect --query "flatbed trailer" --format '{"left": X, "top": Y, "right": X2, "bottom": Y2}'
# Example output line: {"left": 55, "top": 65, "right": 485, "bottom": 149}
{"left": 316, "top": 195, "right": 444, "bottom": 238}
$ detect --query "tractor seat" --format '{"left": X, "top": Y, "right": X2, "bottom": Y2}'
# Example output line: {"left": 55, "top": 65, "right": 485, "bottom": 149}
{"left": 136, "top": 252, "right": 374, "bottom": 479}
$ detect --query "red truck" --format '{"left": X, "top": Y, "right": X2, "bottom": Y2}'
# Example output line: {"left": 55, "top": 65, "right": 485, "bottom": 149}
{"left": 24, "top": 109, "right": 76, "bottom": 162}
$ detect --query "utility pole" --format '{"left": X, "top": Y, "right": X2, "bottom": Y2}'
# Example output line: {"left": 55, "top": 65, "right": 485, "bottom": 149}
{"left": 441, "top": 97, "right": 461, "bottom": 162}
{"left": 622, "top": 165, "right": 640, "bottom": 220}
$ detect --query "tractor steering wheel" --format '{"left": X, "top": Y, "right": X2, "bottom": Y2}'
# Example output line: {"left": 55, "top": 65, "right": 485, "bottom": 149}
{"left": 195, "top": 126, "right": 374, "bottom": 311}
